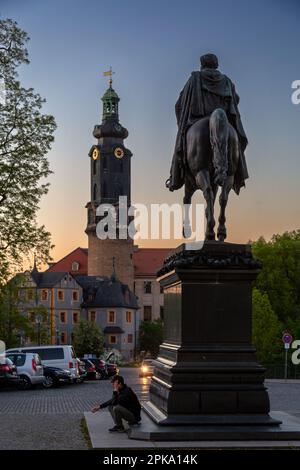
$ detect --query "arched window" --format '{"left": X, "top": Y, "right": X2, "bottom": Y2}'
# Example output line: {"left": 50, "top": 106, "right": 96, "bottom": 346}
{"left": 93, "top": 184, "right": 97, "bottom": 201}
{"left": 103, "top": 156, "right": 107, "bottom": 170}
{"left": 120, "top": 160, "right": 123, "bottom": 172}
{"left": 93, "top": 159, "right": 97, "bottom": 175}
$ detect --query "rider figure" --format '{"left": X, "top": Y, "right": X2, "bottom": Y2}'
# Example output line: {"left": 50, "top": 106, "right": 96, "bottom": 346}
{"left": 166, "top": 53, "right": 248, "bottom": 194}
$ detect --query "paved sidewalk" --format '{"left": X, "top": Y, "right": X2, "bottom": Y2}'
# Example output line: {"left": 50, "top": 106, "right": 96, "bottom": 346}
{"left": 84, "top": 411, "right": 300, "bottom": 449}
{"left": 0, "top": 414, "right": 87, "bottom": 450}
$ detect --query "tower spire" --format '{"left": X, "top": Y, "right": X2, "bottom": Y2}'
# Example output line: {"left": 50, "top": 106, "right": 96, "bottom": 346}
{"left": 103, "top": 66, "right": 115, "bottom": 87}
{"left": 101, "top": 68, "right": 120, "bottom": 120}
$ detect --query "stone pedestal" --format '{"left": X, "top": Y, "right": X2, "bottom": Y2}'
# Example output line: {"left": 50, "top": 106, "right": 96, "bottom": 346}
{"left": 143, "top": 241, "right": 280, "bottom": 427}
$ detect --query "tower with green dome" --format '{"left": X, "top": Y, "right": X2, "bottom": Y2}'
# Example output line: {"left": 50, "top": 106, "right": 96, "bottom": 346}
{"left": 85, "top": 71, "right": 134, "bottom": 290}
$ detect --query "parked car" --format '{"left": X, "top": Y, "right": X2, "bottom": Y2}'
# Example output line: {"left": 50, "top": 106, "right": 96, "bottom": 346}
{"left": 43, "top": 366, "right": 72, "bottom": 388}
{"left": 0, "top": 358, "right": 21, "bottom": 388}
{"left": 88, "top": 358, "right": 107, "bottom": 379}
{"left": 76, "top": 359, "right": 87, "bottom": 383}
{"left": 79, "top": 358, "right": 100, "bottom": 380}
{"left": 6, "top": 352, "right": 44, "bottom": 390}
{"left": 104, "top": 352, "right": 119, "bottom": 378}
{"left": 6, "top": 345, "right": 79, "bottom": 381}
{"left": 105, "top": 361, "right": 119, "bottom": 378}
{"left": 139, "top": 358, "right": 155, "bottom": 377}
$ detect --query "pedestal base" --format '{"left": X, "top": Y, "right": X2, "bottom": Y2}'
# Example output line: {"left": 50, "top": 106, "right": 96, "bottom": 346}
{"left": 147, "top": 242, "right": 278, "bottom": 429}
{"left": 129, "top": 411, "right": 300, "bottom": 441}
{"left": 142, "top": 401, "right": 281, "bottom": 426}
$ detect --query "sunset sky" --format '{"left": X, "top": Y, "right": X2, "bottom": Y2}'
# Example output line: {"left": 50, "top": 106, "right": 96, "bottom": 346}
{"left": 1, "top": 0, "right": 300, "bottom": 263}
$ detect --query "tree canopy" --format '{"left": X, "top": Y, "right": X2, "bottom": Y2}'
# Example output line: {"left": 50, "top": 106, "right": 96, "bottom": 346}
{"left": 0, "top": 19, "right": 56, "bottom": 283}
{"left": 72, "top": 320, "right": 104, "bottom": 357}
{"left": 252, "top": 231, "right": 300, "bottom": 339}
{"left": 139, "top": 319, "right": 164, "bottom": 357}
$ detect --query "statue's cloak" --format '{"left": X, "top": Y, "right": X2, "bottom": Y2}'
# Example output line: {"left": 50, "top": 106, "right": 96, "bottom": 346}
{"left": 174, "top": 69, "right": 249, "bottom": 194}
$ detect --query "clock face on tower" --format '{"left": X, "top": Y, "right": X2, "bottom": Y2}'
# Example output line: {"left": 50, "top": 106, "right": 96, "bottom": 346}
{"left": 92, "top": 147, "right": 100, "bottom": 160}
{"left": 114, "top": 147, "right": 124, "bottom": 159}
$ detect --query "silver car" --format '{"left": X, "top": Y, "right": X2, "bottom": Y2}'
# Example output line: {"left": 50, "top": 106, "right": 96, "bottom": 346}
{"left": 6, "top": 352, "right": 44, "bottom": 390}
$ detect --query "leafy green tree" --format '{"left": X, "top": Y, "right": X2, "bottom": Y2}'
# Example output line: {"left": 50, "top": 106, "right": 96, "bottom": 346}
{"left": 252, "top": 231, "right": 300, "bottom": 338}
{"left": 0, "top": 275, "right": 32, "bottom": 348}
{"left": 72, "top": 320, "right": 104, "bottom": 357}
{"left": 0, "top": 19, "right": 56, "bottom": 283}
{"left": 139, "top": 319, "right": 164, "bottom": 357}
{"left": 252, "top": 288, "right": 282, "bottom": 365}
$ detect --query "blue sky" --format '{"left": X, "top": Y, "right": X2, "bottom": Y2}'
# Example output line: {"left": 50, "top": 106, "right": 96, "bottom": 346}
{"left": 1, "top": 0, "right": 300, "bottom": 259}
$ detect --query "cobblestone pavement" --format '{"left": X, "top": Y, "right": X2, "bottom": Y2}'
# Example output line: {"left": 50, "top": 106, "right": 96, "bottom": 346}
{"left": 0, "top": 368, "right": 149, "bottom": 414}
{"left": 0, "top": 369, "right": 299, "bottom": 449}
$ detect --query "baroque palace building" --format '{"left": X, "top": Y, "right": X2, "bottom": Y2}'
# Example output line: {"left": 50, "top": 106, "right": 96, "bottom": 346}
{"left": 20, "top": 77, "right": 172, "bottom": 361}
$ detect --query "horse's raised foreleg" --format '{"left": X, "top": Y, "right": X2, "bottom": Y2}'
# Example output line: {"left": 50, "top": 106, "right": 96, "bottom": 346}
{"left": 218, "top": 175, "right": 234, "bottom": 241}
{"left": 183, "top": 185, "right": 195, "bottom": 239}
{"left": 195, "top": 170, "right": 215, "bottom": 240}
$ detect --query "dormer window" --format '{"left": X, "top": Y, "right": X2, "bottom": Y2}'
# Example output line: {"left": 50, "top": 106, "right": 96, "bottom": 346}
{"left": 72, "top": 261, "right": 79, "bottom": 271}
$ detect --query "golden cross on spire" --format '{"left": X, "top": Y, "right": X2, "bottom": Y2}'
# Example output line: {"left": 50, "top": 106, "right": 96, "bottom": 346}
{"left": 103, "top": 66, "right": 115, "bottom": 86}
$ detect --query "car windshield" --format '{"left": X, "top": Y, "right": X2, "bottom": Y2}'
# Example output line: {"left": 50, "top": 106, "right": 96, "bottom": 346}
{"left": 21, "top": 348, "right": 64, "bottom": 360}
{"left": 7, "top": 354, "right": 26, "bottom": 366}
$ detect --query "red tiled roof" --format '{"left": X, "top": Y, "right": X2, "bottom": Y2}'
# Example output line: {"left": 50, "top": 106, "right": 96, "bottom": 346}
{"left": 46, "top": 247, "right": 88, "bottom": 275}
{"left": 133, "top": 248, "right": 173, "bottom": 277}
{"left": 47, "top": 247, "right": 173, "bottom": 277}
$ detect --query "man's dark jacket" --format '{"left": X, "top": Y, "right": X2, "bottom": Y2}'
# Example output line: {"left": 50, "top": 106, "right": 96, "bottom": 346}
{"left": 100, "top": 384, "right": 141, "bottom": 420}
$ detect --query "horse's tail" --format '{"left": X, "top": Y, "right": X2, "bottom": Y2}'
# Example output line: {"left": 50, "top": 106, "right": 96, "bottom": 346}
{"left": 209, "top": 108, "right": 229, "bottom": 186}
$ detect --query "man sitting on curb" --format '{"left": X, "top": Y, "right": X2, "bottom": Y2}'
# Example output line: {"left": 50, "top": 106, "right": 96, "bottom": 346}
{"left": 91, "top": 375, "right": 142, "bottom": 433}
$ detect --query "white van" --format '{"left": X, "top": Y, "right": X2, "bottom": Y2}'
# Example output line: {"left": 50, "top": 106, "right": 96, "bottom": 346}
{"left": 6, "top": 345, "right": 79, "bottom": 380}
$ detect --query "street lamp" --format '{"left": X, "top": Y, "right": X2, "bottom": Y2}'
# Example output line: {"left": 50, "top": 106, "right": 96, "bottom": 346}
{"left": 35, "top": 314, "right": 43, "bottom": 346}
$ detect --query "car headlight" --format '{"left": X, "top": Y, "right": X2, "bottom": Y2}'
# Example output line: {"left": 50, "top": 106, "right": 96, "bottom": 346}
{"left": 141, "top": 366, "right": 148, "bottom": 373}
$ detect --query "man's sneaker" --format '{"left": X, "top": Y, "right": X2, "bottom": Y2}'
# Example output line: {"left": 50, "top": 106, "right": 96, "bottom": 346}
{"left": 109, "top": 425, "right": 125, "bottom": 433}
{"left": 128, "top": 420, "right": 141, "bottom": 426}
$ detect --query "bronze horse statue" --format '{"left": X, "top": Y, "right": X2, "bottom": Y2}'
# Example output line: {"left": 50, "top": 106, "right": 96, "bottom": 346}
{"left": 167, "top": 54, "right": 248, "bottom": 241}
{"left": 184, "top": 108, "right": 240, "bottom": 241}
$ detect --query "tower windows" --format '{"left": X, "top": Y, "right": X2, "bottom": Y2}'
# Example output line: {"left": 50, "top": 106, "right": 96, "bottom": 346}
{"left": 93, "top": 159, "right": 97, "bottom": 175}
{"left": 102, "top": 156, "right": 107, "bottom": 170}
{"left": 93, "top": 184, "right": 97, "bottom": 201}
{"left": 102, "top": 182, "right": 107, "bottom": 198}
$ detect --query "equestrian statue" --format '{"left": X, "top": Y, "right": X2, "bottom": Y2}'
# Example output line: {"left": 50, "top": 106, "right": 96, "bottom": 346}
{"left": 166, "top": 53, "right": 249, "bottom": 241}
